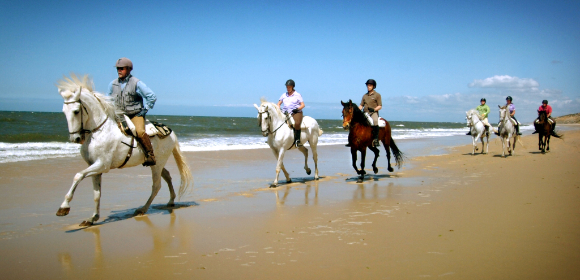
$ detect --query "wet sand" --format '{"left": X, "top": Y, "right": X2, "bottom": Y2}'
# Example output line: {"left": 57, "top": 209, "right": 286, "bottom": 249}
{"left": 1, "top": 127, "right": 579, "bottom": 279}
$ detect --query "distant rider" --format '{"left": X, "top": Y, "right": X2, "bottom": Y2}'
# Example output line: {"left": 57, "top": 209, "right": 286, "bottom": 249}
{"left": 533, "top": 100, "right": 556, "bottom": 134}
{"left": 108, "top": 57, "right": 157, "bottom": 166}
{"left": 466, "top": 98, "right": 491, "bottom": 135}
{"left": 496, "top": 96, "right": 522, "bottom": 136}
{"left": 277, "top": 79, "right": 305, "bottom": 148}
{"left": 359, "top": 79, "right": 382, "bottom": 147}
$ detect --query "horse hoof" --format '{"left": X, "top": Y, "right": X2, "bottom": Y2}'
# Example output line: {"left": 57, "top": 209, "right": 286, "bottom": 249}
{"left": 315, "top": 177, "right": 319, "bottom": 180}
{"left": 167, "top": 202, "right": 175, "bottom": 207}
{"left": 56, "top": 207, "right": 70, "bottom": 216}
{"left": 79, "top": 220, "right": 93, "bottom": 227}
{"left": 133, "top": 209, "right": 146, "bottom": 216}
{"left": 388, "top": 167, "right": 394, "bottom": 172}
{"left": 373, "top": 167, "right": 378, "bottom": 174}
{"left": 306, "top": 169, "right": 312, "bottom": 175}
{"left": 269, "top": 184, "right": 278, "bottom": 188}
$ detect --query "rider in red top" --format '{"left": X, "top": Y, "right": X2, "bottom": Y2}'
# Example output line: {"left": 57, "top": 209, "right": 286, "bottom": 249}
{"left": 533, "top": 100, "right": 556, "bottom": 134}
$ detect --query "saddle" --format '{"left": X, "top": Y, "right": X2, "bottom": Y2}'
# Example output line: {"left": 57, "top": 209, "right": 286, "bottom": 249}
{"left": 118, "top": 115, "right": 172, "bottom": 139}
{"left": 284, "top": 113, "right": 307, "bottom": 130}
{"left": 363, "top": 112, "right": 386, "bottom": 127}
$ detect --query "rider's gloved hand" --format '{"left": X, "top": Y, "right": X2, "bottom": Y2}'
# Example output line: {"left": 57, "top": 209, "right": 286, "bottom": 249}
{"left": 292, "top": 109, "right": 299, "bottom": 114}
{"left": 368, "top": 107, "right": 375, "bottom": 113}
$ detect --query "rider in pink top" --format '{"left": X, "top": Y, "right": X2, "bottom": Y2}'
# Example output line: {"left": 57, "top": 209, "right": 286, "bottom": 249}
{"left": 533, "top": 100, "right": 556, "bottom": 134}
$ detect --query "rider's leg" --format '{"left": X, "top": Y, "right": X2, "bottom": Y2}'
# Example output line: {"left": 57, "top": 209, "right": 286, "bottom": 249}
{"left": 512, "top": 116, "right": 522, "bottom": 135}
{"left": 132, "top": 115, "right": 156, "bottom": 166}
{"left": 292, "top": 112, "right": 303, "bottom": 147}
{"left": 466, "top": 124, "right": 472, "bottom": 135}
{"left": 371, "top": 113, "right": 379, "bottom": 147}
{"left": 532, "top": 116, "right": 540, "bottom": 134}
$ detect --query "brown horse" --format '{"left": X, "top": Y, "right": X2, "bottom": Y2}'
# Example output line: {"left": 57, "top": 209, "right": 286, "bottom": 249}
{"left": 341, "top": 100, "right": 404, "bottom": 182}
{"left": 534, "top": 110, "right": 562, "bottom": 153}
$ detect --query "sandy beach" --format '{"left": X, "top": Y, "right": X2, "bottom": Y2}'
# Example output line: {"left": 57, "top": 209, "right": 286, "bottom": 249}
{"left": 1, "top": 127, "right": 579, "bottom": 279}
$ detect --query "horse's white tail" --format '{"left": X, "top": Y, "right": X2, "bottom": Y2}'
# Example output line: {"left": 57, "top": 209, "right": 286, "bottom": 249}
{"left": 172, "top": 137, "right": 193, "bottom": 200}
{"left": 318, "top": 128, "right": 323, "bottom": 136}
{"left": 515, "top": 134, "right": 525, "bottom": 149}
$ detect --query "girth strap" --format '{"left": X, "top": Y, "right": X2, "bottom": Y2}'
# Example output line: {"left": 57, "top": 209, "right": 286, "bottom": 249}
{"left": 118, "top": 137, "right": 135, "bottom": 168}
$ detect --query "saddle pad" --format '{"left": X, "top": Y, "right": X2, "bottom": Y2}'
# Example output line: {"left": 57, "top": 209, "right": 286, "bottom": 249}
{"left": 119, "top": 115, "right": 172, "bottom": 138}
{"left": 364, "top": 113, "right": 386, "bottom": 127}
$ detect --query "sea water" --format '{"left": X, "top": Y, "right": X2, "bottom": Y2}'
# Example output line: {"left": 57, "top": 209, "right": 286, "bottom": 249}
{"left": 0, "top": 111, "right": 536, "bottom": 163}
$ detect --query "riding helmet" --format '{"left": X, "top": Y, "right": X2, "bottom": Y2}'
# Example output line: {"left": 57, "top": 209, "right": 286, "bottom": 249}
{"left": 115, "top": 57, "right": 133, "bottom": 69}
{"left": 542, "top": 100, "right": 548, "bottom": 104}
{"left": 506, "top": 96, "right": 513, "bottom": 101}
{"left": 365, "top": 79, "right": 377, "bottom": 89}
{"left": 285, "top": 79, "right": 295, "bottom": 87}
{"left": 481, "top": 98, "right": 486, "bottom": 102}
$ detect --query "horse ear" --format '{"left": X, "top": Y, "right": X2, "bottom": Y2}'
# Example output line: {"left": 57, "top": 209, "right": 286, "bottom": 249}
{"left": 348, "top": 99, "right": 352, "bottom": 105}
{"left": 341, "top": 101, "right": 345, "bottom": 106}
{"left": 253, "top": 104, "right": 260, "bottom": 111}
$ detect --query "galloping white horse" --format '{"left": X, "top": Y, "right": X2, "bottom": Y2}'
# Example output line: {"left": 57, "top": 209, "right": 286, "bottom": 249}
{"left": 466, "top": 109, "right": 490, "bottom": 155}
{"left": 254, "top": 101, "right": 322, "bottom": 188}
{"left": 498, "top": 105, "right": 519, "bottom": 157}
{"left": 56, "top": 74, "right": 192, "bottom": 226}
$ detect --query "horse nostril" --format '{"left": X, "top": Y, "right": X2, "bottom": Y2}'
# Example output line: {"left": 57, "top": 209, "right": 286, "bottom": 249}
{"left": 74, "top": 137, "right": 81, "bottom": 143}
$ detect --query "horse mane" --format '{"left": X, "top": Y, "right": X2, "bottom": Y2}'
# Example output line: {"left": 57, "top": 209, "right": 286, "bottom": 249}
{"left": 349, "top": 102, "right": 369, "bottom": 125}
{"left": 467, "top": 109, "right": 482, "bottom": 119}
{"left": 260, "top": 99, "right": 284, "bottom": 118}
{"left": 56, "top": 73, "right": 117, "bottom": 119}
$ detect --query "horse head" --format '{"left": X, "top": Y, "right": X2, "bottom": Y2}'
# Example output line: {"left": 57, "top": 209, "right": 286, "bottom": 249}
{"left": 341, "top": 99, "right": 354, "bottom": 130}
{"left": 57, "top": 74, "right": 114, "bottom": 144}
{"left": 254, "top": 103, "right": 272, "bottom": 137}
{"left": 538, "top": 110, "right": 547, "bottom": 123}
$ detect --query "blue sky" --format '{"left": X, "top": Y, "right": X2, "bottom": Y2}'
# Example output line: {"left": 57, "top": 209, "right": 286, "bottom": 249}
{"left": 1, "top": 0, "right": 579, "bottom": 122}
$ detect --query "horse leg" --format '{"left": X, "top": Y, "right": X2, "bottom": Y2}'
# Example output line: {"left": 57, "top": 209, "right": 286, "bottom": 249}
{"left": 351, "top": 148, "right": 360, "bottom": 175}
{"left": 358, "top": 149, "right": 367, "bottom": 182}
{"left": 310, "top": 144, "right": 319, "bottom": 180}
{"left": 538, "top": 134, "right": 542, "bottom": 151}
{"left": 297, "top": 145, "right": 311, "bottom": 175}
{"left": 369, "top": 146, "right": 380, "bottom": 174}
{"left": 134, "top": 166, "right": 163, "bottom": 216}
{"left": 501, "top": 137, "right": 506, "bottom": 157}
{"left": 79, "top": 174, "right": 102, "bottom": 227}
{"left": 382, "top": 141, "right": 394, "bottom": 172}
{"left": 472, "top": 136, "right": 477, "bottom": 155}
{"left": 57, "top": 163, "right": 105, "bottom": 217}
{"left": 271, "top": 148, "right": 288, "bottom": 188}
{"left": 480, "top": 136, "right": 485, "bottom": 154}
{"left": 161, "top": 168, "right": 175, "bottom": 207}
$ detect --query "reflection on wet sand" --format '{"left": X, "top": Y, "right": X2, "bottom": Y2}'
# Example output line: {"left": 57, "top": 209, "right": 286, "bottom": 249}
{"left": 352, "top": 182, "right": 395, "bottom": 200}
{"left": 275, "top": 180, "right": 319, "bottom": 205}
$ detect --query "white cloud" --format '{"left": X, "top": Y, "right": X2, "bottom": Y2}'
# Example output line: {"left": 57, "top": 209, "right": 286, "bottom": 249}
{"left": 468, "top": 75, "right": 539, "bottom": 89}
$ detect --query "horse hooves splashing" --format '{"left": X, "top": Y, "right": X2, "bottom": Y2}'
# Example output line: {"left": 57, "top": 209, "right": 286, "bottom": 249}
{"left": 269, "top": 184, "right": 278, "bottom": 188}
{"left": 79, "top": 220, "right": 93, "bottom": 227}
{"left": 56, "top": 207, "right": 70, "bottom": 216}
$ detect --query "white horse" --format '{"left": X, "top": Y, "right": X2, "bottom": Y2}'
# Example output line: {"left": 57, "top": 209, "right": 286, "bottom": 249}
{"left": 253, "top": 101, "right": 322, "bottom": 188}
{"left": 466, "top": 109, "right": 490, "bottom": 155}
{"left": 498, "top": 105, "right": 519, "bottom": 157}
{"left": 56, "top": 74, "right": 192, "bottom": 226}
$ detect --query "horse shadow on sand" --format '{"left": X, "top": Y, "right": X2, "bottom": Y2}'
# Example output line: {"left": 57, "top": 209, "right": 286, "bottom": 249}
{"left": 345, "top": 173, "right": 398, "bottom": 183}
{"left": 65, "top": 201, "right": 198, "bottom": 233}
{"left": 273, "top": 176, "right": 324, "bottom": 187}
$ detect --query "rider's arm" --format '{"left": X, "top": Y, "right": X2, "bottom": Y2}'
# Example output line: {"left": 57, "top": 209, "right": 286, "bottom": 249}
{"left": 511, "top": 109, "right": 515, "bottom": 117}
{"left": 297, "top": 101, "right": 305, "bottom": 111}
{"left": 136, "top": 81, "right": 157, "bottom": 110}
{"left": 277, "top": 100, "right": 283, "bottom": 109}
{"left": 374, "top": 105, "right": 382, "bottom": 111}
{"left": 107, "top": 81, "right": 114, "bottom": 96}
{"left": 374, "top": 94, "right": 382, "bottom": 112}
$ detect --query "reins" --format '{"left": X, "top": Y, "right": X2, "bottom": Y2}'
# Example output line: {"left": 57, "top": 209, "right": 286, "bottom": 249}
{"left": 258, "top": 107, "right": 285, "bottom": 136}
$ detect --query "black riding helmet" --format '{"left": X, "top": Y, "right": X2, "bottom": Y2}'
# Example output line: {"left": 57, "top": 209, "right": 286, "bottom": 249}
{"left": 285, "top": 79, "right": 295, "bottom": 88}
{"left": 481, "top": 98, "right": 486, "bottom": 102}
{"left": 506, "top": 96, "right": 513, "bottom": 101}
{"left": 542, "top": 100, "right": 548, "bottom": 104}
{"left": 365, "top": 79, "right": 376, "bottom": 89}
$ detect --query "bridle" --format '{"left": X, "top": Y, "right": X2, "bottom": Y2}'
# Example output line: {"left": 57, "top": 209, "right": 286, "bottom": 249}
{"left": 257, "top": 106, "right": 285, "bottom": 136}
{"left": 63, "top": 87, "right": 108, "bottom": 140}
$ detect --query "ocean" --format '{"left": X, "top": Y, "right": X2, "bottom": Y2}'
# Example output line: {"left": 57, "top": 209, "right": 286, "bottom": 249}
{"left": 0, "top": 111, "right": 536, "bottom": 164}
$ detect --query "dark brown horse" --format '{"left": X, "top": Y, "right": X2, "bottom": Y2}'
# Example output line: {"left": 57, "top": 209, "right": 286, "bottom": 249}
{"left": 341, "top": 100, "right": 404, "bottom": 182}
{"left": 534, "top": 110, "right": 562, "bottom": 153}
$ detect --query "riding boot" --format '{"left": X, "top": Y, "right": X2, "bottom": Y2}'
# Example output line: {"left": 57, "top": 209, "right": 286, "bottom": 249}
{"left": 294, "top": 129, "right": 303, "bottom": 148}
{"left": 516, "top": 124, "right": 522, "bottom": 135}
{"left": 466, "top": 131, "right": 472, "bottom": 135}
{"left": 137, "top": 133, "right": 156, "bottom": 166}
{"left": 371, "top": 126, "right": 380, "bottom": 147}
{"left": 495, "top": 127, "right": 500, "bottom": 136}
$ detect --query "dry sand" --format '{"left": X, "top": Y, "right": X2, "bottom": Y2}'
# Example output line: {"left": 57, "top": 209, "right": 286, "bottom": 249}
{"left": 1, "top": 127, "right": 579, "bottom": 279}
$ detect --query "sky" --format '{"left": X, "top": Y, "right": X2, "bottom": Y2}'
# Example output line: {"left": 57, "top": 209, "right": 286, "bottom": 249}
{"left": 1, "top": 0, "right": 579, "bottom": 122}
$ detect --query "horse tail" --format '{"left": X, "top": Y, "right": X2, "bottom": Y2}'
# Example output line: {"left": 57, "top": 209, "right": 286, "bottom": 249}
{"left": 172, "top": 136, "right": 193, "bottom": 200}
{"left": 551, "top": 131, "right": 564, "bottom": 139}
{"left": 389, "top": 137, "right": 405, "bottom": 169}
{"left": 318, "top": 128, "right": 323, "bottom": 136}
{"left": 515, "top": 134, "right": 525, "bottom": 148}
